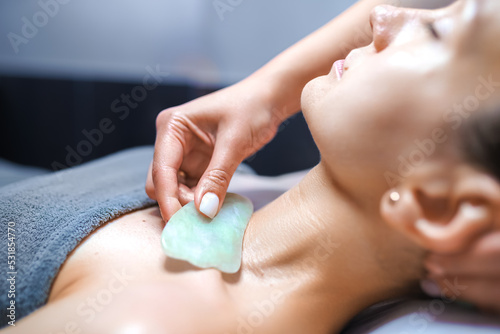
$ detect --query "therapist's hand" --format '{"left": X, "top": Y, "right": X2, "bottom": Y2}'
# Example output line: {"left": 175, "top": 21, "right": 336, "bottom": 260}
{"left": 423, "top": 231, "right": 500, "bottom": 314}
{"left": 146, "top": 78, "right": 284, "bottom": 221}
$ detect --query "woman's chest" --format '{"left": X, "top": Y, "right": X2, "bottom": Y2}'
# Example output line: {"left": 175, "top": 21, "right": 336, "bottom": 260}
{"left": 48, "top": 206, "right": 209, "bottom": 301}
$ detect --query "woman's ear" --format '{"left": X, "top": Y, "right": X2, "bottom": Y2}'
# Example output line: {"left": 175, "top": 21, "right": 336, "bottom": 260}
{"left": 380, "top": 163, "right": 500, "bottom": 254}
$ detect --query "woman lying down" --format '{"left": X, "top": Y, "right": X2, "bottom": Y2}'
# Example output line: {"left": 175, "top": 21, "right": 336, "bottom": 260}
{"left": 2, "top": 0, "right": 500, "bottom": 333}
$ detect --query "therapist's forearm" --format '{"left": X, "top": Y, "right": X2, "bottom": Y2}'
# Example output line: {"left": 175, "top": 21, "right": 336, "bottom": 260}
{"left": 247, "top": 0, "right": 399, "bottom": 120}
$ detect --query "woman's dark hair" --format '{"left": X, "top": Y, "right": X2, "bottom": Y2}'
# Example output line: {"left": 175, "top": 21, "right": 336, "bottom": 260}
{"left": 460, "top": 108, "right": 500, "bottom": 181}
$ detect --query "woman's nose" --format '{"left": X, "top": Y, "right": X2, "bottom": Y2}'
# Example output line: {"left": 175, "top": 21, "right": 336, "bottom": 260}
{"left": 370, "top": 5, "right": 406, "bottom": 52}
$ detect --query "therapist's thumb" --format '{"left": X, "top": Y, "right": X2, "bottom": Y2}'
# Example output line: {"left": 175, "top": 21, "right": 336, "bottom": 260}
{"left": 195, "top": 143, "right": 243, "bottom": 219}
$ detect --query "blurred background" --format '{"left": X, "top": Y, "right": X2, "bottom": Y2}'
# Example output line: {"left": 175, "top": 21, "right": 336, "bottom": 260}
{"left": 0, "top": 0, "right": 451, "bottom": 176}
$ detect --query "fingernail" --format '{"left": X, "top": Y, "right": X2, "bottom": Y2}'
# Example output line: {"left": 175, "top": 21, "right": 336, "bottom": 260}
{"left": 420, "top": 279, "right": 442, "bottom": 297}
{"left": 200, "top": 192, "right": 219, "bottom": 219}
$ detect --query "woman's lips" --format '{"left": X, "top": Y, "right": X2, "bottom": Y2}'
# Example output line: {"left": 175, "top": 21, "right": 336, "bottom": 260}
{"left": 334, "top": 60, "right": 345, "bottom": 80}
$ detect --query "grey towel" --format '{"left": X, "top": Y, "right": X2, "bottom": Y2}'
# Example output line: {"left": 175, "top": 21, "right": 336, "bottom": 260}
{"left": 0, "top": 146, "right": 156, "bottom": 327}
{"left": 0, "top": 159, "right": 50, "bottom": 188}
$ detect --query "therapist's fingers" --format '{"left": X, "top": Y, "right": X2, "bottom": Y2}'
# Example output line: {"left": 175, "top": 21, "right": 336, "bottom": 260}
{"left": 150, "top": 126, "right": 185, "bottom": 221}
{"left": 425, "top": 231, "right": 500, "bottom": 277}
{"left": 178, "top": 183, "right": 195, "bottom": 206}
{"left": 145, "top": 162, "right": 157, "bottom": 200}
{"left": 194, "top": 133, "right": 247, "bottom": 219}
{"left": 147, "top": 156, "right": 195, "bottom": 206}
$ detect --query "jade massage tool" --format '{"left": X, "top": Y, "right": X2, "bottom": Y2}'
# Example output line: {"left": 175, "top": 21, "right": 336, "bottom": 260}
{"left": 161, "top": 193, "right": 254, "bottom": 273}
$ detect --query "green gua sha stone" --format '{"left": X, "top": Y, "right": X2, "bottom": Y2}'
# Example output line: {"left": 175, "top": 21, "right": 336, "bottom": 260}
{"left": 161, "top": 193, "right": 253, "bottom": 274}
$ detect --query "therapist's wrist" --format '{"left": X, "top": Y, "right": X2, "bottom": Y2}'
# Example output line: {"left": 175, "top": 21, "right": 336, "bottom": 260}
{"left": 243, "top": 69, "right": 302, "bottom": 122}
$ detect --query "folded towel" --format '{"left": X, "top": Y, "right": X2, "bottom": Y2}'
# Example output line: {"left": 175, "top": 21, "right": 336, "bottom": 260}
{"left": 0, "top": 146, "right": 156, "bottom": 327}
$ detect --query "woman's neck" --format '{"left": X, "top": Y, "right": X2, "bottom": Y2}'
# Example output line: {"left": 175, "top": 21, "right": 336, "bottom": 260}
{"left": 222, "top": 162, "right": 425, "bottom": 333}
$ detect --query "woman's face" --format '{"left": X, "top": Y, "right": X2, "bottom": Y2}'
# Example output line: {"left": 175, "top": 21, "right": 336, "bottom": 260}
{"left": 302, "top": 0, "right": 500, "bottom": 194}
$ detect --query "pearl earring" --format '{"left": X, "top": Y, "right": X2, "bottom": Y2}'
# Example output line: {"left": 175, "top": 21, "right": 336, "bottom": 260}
{"left": 389, "top": 191, "right": 400, "bottom": 203}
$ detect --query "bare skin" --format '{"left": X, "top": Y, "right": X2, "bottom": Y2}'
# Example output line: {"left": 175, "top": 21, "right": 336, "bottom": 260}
{"left": 146, "top": 0, "right": 500, "bottom": 311}
{"left": 4, "top": 166, "right": 425, "bottom": 334}
{"left": 3, "top": 0, "right": 500, "bottom": 333}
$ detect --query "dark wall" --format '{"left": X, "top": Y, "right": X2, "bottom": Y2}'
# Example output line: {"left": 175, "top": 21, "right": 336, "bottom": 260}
{"left": 0, "top": 76, "right": 319, "bottom": 176}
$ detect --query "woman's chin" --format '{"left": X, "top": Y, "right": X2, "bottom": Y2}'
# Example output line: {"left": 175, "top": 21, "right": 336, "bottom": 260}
{"left": 301, "top": 75, "right": 335, "bottom": 117}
